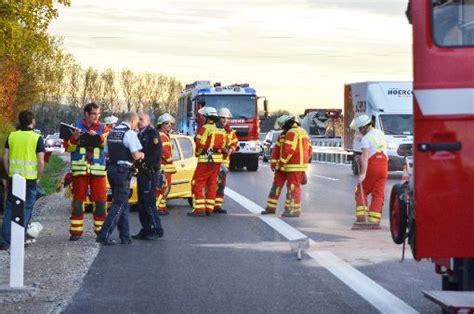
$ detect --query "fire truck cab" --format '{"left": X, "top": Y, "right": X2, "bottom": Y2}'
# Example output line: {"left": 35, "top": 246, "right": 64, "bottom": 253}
{"left": 390, "top": 0, "right": 474, "bottom": 305}
{"left": 177, "top": 81, "right": 268, "bottom": 171}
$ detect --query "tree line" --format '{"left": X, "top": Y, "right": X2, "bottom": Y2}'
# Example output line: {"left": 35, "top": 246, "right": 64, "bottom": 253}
{"left": 0, "top": 0, "right": 183, "bottom": 140}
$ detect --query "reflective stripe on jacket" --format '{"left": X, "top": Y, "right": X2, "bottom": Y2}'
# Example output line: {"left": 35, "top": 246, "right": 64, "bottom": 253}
{"left": 278, "top": 125, "right": 312, "bottom": 172}
{"left": 195, "top": 122, "right": 226, "bottom": 163}
{"left": 222, "top": 128, "right": 238, "bottom": 168}
{"left": 270, "top": 133, "right": 285, "bottom": 169}
{"left": 67, "top": 119, "right": 107, "bottom": 176}
{"left": 160, "top": 131, "right": 177, "bottom": 173}
{"left": 7, "top": 130, "right": 41, "bottom": 180}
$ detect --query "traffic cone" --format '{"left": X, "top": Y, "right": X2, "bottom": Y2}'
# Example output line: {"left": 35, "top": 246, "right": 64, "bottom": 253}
{"left": 401, "top": 165, "right": 409, "bottom": 183}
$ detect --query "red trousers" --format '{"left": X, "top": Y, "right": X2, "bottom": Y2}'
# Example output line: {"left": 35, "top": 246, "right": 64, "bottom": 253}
{"left": 266, "top": 171, "right": 305, "bottom": 214}
{"left": 156, "top": 172, "right": 172, "bottom": 212}
{"left": 191, "top": 163, "right": 220, "bottom": 213}
{"left": 72, "top": 175, "right": 107, "bottom": 201}
{"left": 355, "top": 154, "right": 388, "bottom": 223}
{"left": 70, "top": 175, "right": 107, "bottom": 235}
{"left": 215, "top": 168, "right": 227, "bottom": 210}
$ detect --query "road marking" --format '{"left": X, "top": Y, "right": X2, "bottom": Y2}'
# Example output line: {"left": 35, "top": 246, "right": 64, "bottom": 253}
{"left": 225, "top": 188, "right": 418, "bottom": 314}
{"left": 310, "top": 174, "right": 339, "bottom": 181}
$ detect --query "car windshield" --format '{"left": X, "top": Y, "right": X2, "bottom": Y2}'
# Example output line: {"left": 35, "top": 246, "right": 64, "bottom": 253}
{"left": 379, "top": 114, "right": 413, "bottom": 135}
{"left": 200, "top": 95, "right": 256, "bottom": 119}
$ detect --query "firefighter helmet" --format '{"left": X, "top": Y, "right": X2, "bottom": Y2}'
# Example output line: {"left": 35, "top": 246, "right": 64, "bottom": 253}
{"left": 218, "top": 107, "right": 232, "bottom": 118}
{"left": 274, "top": 114, "right": 296, "bottom": 129}
{"left": 157, "top": 113, "right": 176, "bottom": 125}
{"left": 201, "top": 106, "right": 218, "bottom": 118}
{"left": 104, "top": 115, "right": 118, "bottom": 125}
{"left": 353, "top": 114, "right": 371, "bottom": 129}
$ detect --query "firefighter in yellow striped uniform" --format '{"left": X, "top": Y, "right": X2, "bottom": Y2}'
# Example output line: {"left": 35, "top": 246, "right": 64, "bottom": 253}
{"left": 156, "top": 113, "right": 177, "bottom": 215}
{"left": 214, "top": 108, "right": 238, "bottom": 213}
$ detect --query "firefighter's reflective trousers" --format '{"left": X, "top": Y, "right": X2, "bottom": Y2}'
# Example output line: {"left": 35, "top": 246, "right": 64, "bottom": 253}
{"left": 266, "top": 170, "right": 305, "bottom": 214}
{"left": 191, "top": 163, "right": 220, "bottom": 214}
{"left": 354, "top": 153, "right": 388, "bottom": 223}
{"left": 215, "top": 167, "right": 228, "bottom": 211}
{"left": 156, "top": 172, "right": 172, "bottom": 213}
{"left": 70, "top": 175, "right": 107, "bottom": 236}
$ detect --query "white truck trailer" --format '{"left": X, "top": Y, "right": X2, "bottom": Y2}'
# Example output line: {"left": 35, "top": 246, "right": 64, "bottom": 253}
{"left": 343, "top": 81, "right": 413, "bottom": 174}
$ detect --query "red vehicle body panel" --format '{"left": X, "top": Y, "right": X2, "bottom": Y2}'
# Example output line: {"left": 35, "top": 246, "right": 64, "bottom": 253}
{"left": 413, "top": 1, "right": 474, "bottom": 259}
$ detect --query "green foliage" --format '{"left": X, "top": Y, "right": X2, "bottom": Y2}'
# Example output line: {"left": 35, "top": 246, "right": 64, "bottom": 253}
{"left": 0, "top": 0, "right": 70, "bottom": 122}
{"left": 39, "top": 154, "right": 65, "bottom": 195}
{"left": 0, "top": 116, "right": 14, "bottom": 155}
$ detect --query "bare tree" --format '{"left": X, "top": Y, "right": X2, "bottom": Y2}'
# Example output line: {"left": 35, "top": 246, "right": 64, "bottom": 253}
{"left": 67, "top": 61, "right": 82, "bottom": 108}
{"left": 121, "top": 69, "right": 135, "bottom": 112}
{"left": 81, "top": 67, "right": 102, "bottom": 106}
{"left": 100, "top": 68, "right": 118, "bottom": 113}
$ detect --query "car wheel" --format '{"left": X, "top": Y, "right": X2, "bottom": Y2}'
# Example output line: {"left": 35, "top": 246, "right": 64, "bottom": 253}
{"left": 187, "top": 197, "right": 193, "bottom": 207}
{"left": 247, "top": 159, "right": 259, "bottom": 172}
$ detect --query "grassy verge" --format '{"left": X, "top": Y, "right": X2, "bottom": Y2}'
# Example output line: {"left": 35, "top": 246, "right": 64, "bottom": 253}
{"left": 39, "top": 154, "right": 66, "bottom": 195}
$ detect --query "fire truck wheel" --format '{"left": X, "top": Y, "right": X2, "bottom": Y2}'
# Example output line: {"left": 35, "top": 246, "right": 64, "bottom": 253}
{"left": 247, "top": 159, "right": 259, "bottom": 172}
{"left": 389, "top": 184, "right": 408, "bottom": 244}
{"left": 351, "top": 159, "right": 359, "bottom": 176}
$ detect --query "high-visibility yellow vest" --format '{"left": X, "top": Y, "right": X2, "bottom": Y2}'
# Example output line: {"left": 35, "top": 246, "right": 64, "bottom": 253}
{"left": 8, "top": 130, "right": 41, "bottom": 180}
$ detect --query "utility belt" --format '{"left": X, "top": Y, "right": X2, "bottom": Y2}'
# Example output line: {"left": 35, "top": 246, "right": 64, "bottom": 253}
{"left": 110, "top": 160, "right": 136, "bottom": 180}
{"left": 199, "top": 148, "right": 223, "bottom": 163}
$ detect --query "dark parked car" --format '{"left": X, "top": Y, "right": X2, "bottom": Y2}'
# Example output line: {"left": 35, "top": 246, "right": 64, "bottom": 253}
{"left": 262, "top": 130, "right": 282, "bottom": 162}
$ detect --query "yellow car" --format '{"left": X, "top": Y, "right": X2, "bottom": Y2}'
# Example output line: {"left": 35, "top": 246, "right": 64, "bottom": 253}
{"left": 66, "top": 134, "right": 197, "bottom": 210}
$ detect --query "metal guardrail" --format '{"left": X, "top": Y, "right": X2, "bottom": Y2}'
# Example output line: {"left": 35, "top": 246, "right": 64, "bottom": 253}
{"left": 310, "top": 137, "right": 352, "bottom": 164}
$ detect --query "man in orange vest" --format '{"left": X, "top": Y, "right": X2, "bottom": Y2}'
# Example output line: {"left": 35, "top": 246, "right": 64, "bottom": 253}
{"left": 187, "top": 107, "right": 226, "bottom": 217}
{"left": 261, "top": 114, "right": 312, "bottom": 217}
{"left": 214, "top": 108, "right": 238, "bottom": 214}
{"left": 155, "top": 113, "right": 177, "bottom": 216}
{"left": 65, "top": 103, "right": 108, "bottom": 241}
{"left": 352, "top": 114, "right": 388, "bottom": 227}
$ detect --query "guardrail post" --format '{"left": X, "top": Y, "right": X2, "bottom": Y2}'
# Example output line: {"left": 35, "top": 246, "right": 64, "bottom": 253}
{"left": 10, "top": 174, "right": 26, "bottom": 288}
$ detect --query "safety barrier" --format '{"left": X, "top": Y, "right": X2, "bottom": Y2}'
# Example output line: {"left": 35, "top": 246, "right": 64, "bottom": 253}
{"left": 310, "top": 137, "right": 352, "bottom": 164}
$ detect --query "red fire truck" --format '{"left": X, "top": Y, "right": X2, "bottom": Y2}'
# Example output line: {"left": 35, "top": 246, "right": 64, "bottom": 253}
{"left": 389, "top": 0, "right": 474, "bottom": 307}
{"left": 177, "top": 81, "right": 268, "bottom": 171}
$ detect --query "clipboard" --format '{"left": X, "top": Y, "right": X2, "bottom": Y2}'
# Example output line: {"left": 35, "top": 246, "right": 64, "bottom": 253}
{"left": 59, "top": 122, "right": 102, "bottom": 147}
{"left": 59, "top": 122, "right": 78, "bottom": 141}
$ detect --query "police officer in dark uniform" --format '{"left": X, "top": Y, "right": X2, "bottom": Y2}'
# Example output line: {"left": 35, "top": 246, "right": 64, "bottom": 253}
{"left": 97, "top": 112, "right": 144, "bottom": 245}
{"left": 132, "top": 112, "right": 164, "bottom": 240}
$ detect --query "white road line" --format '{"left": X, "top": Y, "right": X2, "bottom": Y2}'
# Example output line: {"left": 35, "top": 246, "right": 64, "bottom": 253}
{"left": 310, "top": 174, "right": 340, "bottom": 181}
{"left": 225, "top": 188, "right": 418, "bottom": 314}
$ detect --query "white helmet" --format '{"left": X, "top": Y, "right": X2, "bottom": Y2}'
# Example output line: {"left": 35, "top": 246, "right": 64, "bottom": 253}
{"left": 352, "top": 114, "right": 371, "bottom": 129}
{"left": 218, "top": 107, "right": 232, "bottom": 118}
{"left": 201, "top": 106, "right": 218, "bottom": 118}
{"left": 157, "top": 113, "right": 176, "bottom": 125}
{"left": 274, "top": 114, "right": 296, "bottom": 129}
{"left": 104, "top": 115, "right": 118, "bottom": 124}
{"left": 27, "top": 222, "right": 43, "bottom": 239}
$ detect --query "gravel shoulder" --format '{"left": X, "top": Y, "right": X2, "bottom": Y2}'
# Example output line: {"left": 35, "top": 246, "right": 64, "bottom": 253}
{"left": 0, "top": 191, "right": 99, "bottom": 313}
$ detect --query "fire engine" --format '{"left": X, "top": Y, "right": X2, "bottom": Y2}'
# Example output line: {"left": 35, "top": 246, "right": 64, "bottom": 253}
{"left": 389, "top": 0, "right": 474, "bottom": 309}
{"left": 177, "top": 81, "right": 268, "bottom": 171}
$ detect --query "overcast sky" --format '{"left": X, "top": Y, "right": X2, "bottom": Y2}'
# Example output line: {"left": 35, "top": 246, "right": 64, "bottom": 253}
{"left": 49, "top": 0, "right": 412, "bottom": 114}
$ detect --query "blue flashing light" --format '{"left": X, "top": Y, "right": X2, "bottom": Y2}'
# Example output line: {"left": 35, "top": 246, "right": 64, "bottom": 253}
{"left": 198, "top": 88, "right": 211, "bottom": 94}
{"left": 245, "top": 88, "right": 256, "bottom": 94}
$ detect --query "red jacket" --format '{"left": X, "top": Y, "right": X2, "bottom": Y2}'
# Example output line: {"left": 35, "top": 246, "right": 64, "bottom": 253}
{"left": 195, "top": 122, "right": 226, "bottom": 163}
{"left": 277, "top": 125, "right": 312, "bottom": 172}
{"left": 159, "top": 131, "right": 176, "bottom": 173}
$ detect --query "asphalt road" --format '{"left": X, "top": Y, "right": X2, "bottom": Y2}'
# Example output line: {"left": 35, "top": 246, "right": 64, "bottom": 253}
{"left": 66, "top": 161, "right": 440, "bottom": 313}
